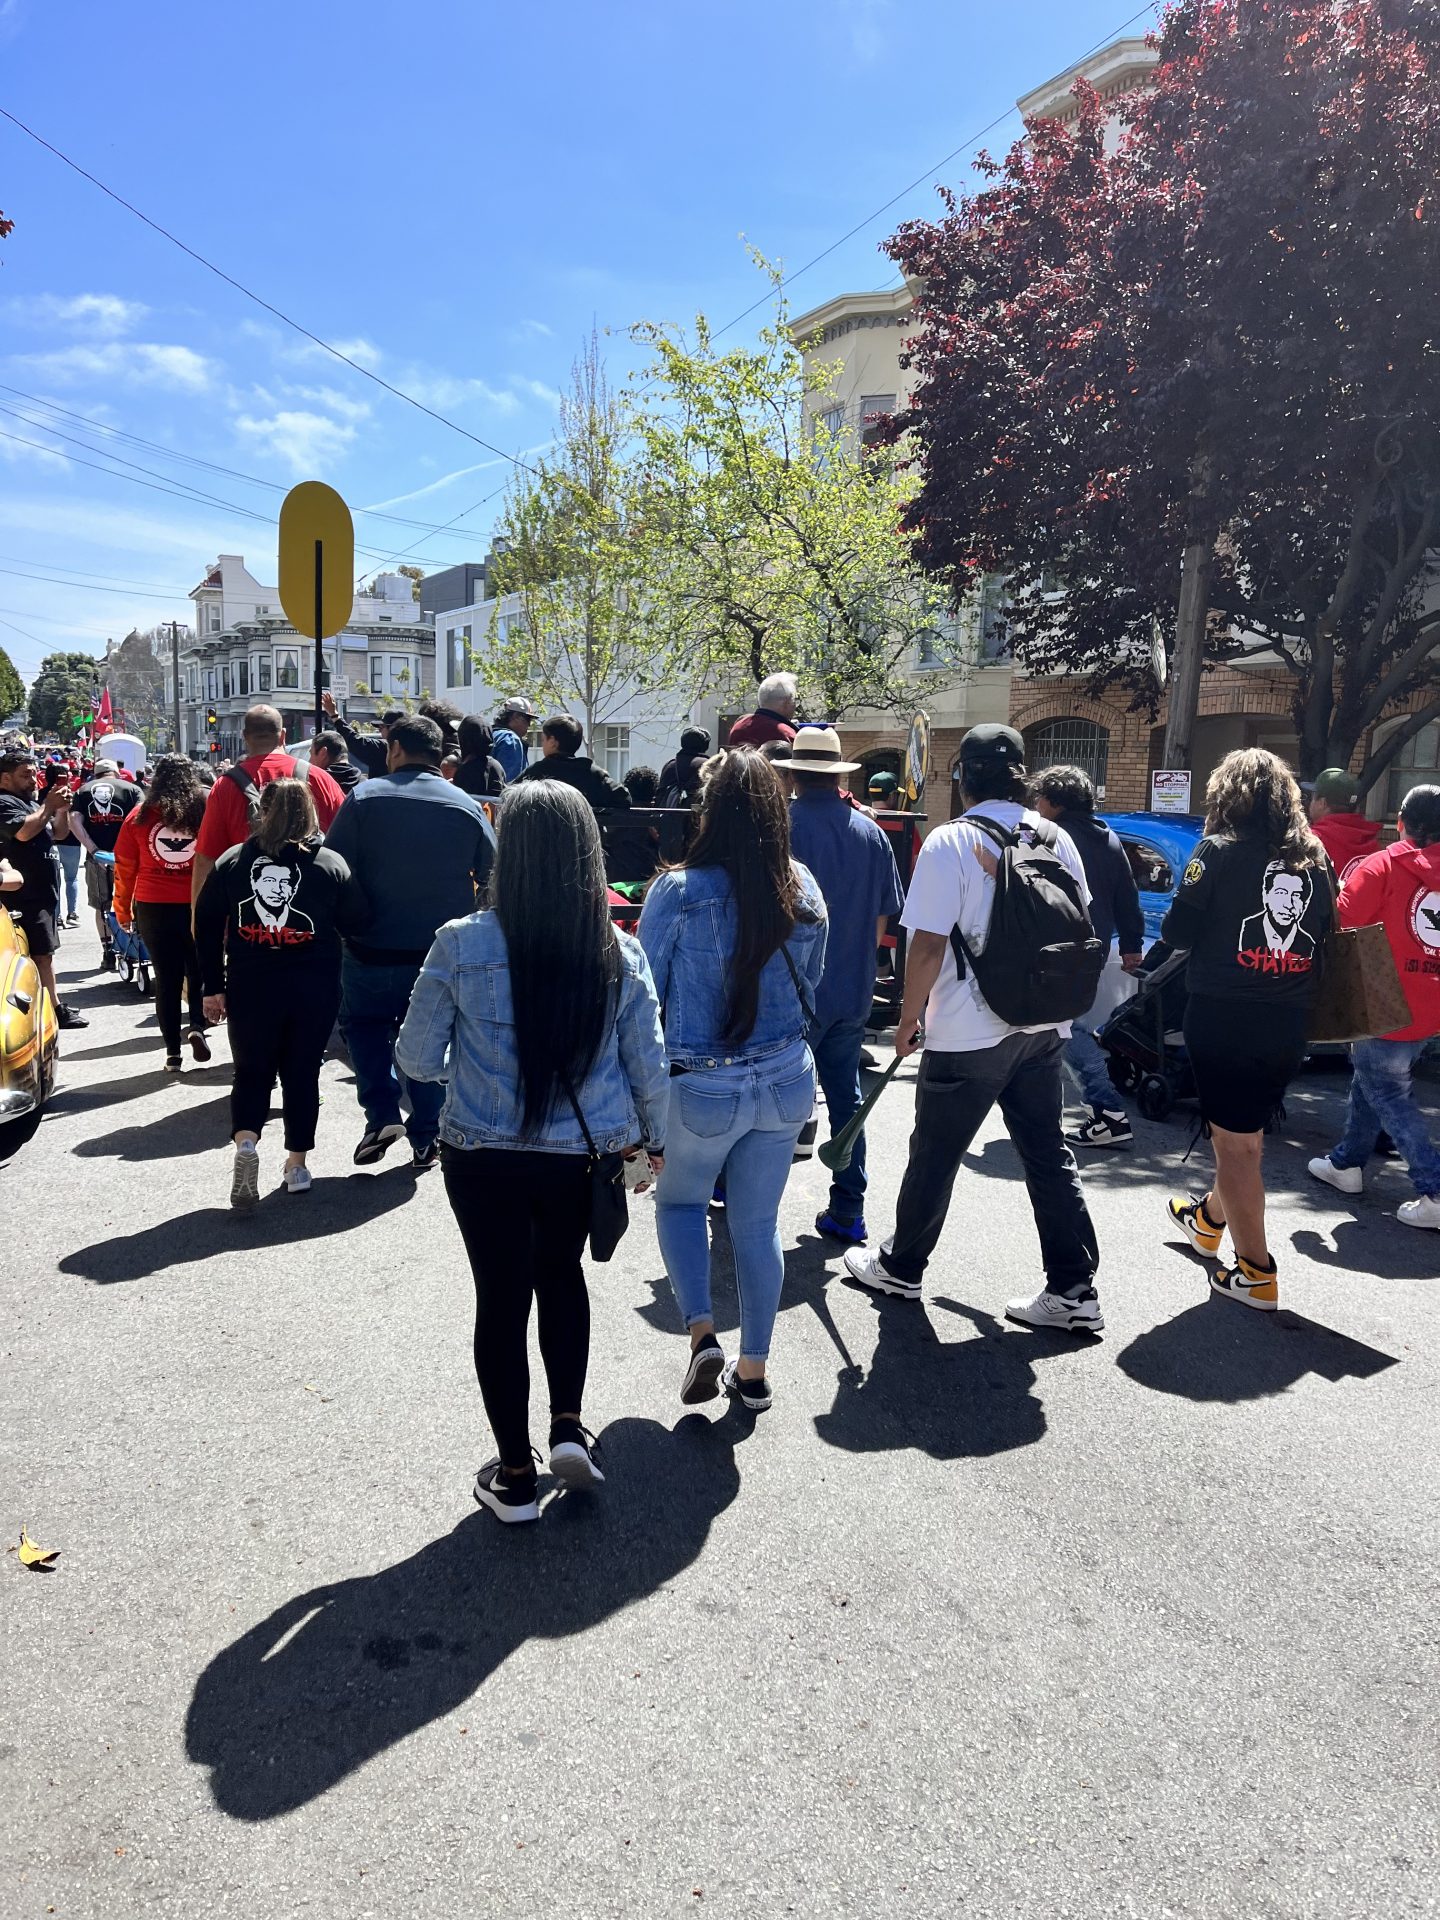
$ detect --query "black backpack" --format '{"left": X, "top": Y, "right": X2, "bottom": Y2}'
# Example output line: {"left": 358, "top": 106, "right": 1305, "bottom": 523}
{"left": 948, "top": 815, "right": 1106, "bottom": 1027}
{"left": 224, "top": 757, "right": 304, "bottom": 831}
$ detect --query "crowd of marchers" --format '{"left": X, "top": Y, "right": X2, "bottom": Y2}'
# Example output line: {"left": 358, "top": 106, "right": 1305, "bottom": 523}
{"left": 2, "top": 670, "right": 1437, "bottom": 1524}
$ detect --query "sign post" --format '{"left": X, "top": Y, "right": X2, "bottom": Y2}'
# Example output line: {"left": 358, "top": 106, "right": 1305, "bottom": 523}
{"left": 278, "top": 482, "right": 355, "bottom": 734}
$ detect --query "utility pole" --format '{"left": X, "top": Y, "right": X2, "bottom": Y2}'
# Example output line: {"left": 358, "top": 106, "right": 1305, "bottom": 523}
{"left": 170, "top": 621, "right": 183, "bottom": 753}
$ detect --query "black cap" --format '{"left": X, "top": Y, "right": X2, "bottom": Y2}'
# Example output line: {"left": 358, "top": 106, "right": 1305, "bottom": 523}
{"left": 960, "top": 723, "right": 1025, "bottom": 767}
{"left": 0, "top": 742, "right": 37, "bottom": 771}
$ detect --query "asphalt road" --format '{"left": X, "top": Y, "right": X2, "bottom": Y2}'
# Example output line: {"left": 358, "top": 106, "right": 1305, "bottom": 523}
{"left": 4, "top": 920, "right": 1438, "bottom": 1919}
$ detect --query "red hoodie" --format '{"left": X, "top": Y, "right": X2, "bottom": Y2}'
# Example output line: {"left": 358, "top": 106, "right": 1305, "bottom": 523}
{"left": 1338, "top": 837, "right": 1440, "bottom": 1041}
{"left": 113, "top": 803, "right": 199, "bottom": 919}
{"left": 1312, "top": 809, "right": 1382, "bottom": 882}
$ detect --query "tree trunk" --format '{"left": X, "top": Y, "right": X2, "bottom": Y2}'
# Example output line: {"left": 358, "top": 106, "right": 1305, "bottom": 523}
{"left": 1161, "top": 531, "right": 1215, "bottom": 771}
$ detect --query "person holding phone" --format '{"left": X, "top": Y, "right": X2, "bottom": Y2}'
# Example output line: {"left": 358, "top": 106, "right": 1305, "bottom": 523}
{"left": 0, "top": 742, "right": 87, "bottom": 1029}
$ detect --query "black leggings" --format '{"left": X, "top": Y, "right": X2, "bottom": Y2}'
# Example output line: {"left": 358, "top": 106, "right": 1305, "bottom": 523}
{"left": 133, "top": 901, "right": 203, "bottom": 1057}
{"left": 442, "top": 1146, "right": 592, "bottom": 1467}
{"left": 227, "top": 973, "right": 341, "bottom": 1151}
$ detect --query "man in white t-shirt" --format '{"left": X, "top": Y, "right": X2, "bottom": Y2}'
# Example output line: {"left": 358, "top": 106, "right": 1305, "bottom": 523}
{"left": 844, "top": 724, "right": 1105, "bottom": 1333}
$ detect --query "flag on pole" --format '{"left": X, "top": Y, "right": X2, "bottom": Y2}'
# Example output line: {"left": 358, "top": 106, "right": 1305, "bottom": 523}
{"left": 95, "top": 688, "right": 113, "bottom": 739}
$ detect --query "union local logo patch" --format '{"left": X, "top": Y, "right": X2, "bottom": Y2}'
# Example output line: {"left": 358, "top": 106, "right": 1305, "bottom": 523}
{"left": 1411, "top": 888, "right": 1440, "bottom": 951}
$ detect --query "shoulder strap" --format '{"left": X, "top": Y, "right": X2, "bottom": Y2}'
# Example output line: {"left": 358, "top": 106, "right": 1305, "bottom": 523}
{"left": 562, "top": 1073, "right": 599, "bottom": 1159}
{"left": 223, "top": 764, "right": 261, "bottom": 808}
{"left": 965, "top": 814, "right": 1016, "bottom": 852}
{"left": 780, "top": 941, "right": 814, "bottom": 1024}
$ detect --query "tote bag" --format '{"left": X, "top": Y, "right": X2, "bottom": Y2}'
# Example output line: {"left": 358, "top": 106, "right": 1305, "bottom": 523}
{"left": 1308, "top": 922, "right": 1412, "bottom": 1045}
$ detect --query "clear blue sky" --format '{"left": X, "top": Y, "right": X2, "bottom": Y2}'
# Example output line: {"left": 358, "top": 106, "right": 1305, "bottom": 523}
{"left": 0, "top": 0, "right": 1158, "bottom": 686}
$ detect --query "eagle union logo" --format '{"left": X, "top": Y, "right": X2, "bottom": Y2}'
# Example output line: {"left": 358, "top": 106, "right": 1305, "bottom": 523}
{"left": 1410, "top": 888, "right": 1440, "bottom": 952}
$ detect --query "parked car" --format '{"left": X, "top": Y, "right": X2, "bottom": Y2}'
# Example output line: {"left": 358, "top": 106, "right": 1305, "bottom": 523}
{"left": 1099, "top": 811, "right": 1206, "bottom": 944}
{"left": 0, "top": 902, "right": 58, "bottom": 1160}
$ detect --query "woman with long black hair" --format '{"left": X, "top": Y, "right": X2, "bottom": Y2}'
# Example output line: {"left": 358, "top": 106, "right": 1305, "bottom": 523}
{"left": 638, "top": 748, "right": 826, "bottom": 1412}
{"left": 195, "top": 778, "right": 368, "bottom": 1208}
{"left": 396, "top": 781, "right": 668, "bottom": 1523}
{"left": 112, "top": 754, "right": 209, "bottom": 1073}
{"left": 1163, "top": 748, "right": 1332, "bottom": 1310}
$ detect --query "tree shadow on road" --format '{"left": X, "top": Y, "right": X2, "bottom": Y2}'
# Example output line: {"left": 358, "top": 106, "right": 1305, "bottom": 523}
{"left": 58, "top": 1168, "right": 420, "bottom": 1284}
{"left": 184, "top": 1413, "right": 740, "bottom": 1822}
{"left": 1116, "top": 1295, "right": 1398, "bottom": 1402}
{"left": 812, "top": 1289, "right": 1084, "bottom": 1461}
{"left": 71, "top": 1094, "right": 233, "bottom": 1162}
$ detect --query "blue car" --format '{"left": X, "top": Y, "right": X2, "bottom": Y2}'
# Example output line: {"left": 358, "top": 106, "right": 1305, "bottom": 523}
{"left": 1097, "top": 811, "right": 1205, "bottom": 944}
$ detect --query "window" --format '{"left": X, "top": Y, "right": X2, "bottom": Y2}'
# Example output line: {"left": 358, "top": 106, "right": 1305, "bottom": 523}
{"left": 916, "top": 605, "right": 960, "bottom": 671}
{"left": 390, "top": 656, "right": 412, "bottom": 696}
{"left": 255, "top": 604, "right": 270, "bottom": 617}
{"left": 370, "top": 656, "right": 383, "bottom": 694}
{"left": 1025, "top": 718, "right": 1110, "bottom": 793}
{"left": 1119, "top": 839, "right": 1174, "bottom": 893}
{"left": 1385, "top": 720, "right": 1439, "bottom": 816}
{"left": 599, "top": 723, "right": 631, "bottom": 782}
{"left": 207, "top": 606, "right": 221, "bottom": 633}
{"left": 815, "top": 403, "right": 844, "bottom": 442}
{"left": 257, "top": 655, "right": 271, "bottom": 692}
{"left": 979, "top": 576, "right": 1012, "bottom": 662}
{"left": 859, "top": 393, "right": 896, "bottom": 451}
{"left": 275, "top": 647, "right": 300, "bottom": 691}
{"left": 447, "top": 624, "right": 473, "bottom": 689}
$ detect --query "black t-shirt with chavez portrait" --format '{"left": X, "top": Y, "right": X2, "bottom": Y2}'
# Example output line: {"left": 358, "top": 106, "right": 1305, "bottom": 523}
{"left": 1161, "top": 833, "right": 1333, "bottom": 1006}
{"left": 73, "top": 775, "right": 141, "bottom": 855}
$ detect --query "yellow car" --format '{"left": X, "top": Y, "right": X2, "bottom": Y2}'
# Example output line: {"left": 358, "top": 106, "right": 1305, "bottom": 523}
{"left": 0, "top": 901, "right": 58, "bottom": 1159}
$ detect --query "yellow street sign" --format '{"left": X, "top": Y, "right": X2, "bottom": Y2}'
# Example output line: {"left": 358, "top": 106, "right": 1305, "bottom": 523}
{"left": 278, "top": 482, "right": 355, "bottom": 640}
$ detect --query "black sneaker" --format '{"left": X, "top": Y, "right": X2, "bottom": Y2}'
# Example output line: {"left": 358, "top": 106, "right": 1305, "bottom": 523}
{"left": 792, "top": 1116, "right": 818, "bottom": 1162}
{"left": 1065, "top": 1108, "right": 1133, "bottom": 1148}
{"left": 57, "top": 1004, "right": 89, "bottom": 1030}
{"left": 187, "top": 1028, "right": 212, "bottom": 1063}
{"left": 680, "top": 1333, "right": 726, "bottom": 1404}
{"left": 100, "top": 947, "right": 117, "bottom": 972}
{"left": 548, "top": 1420, "right": 605, "bottom": 1490}
{"left": 411, "top": 1138, "right": 440, "bottom": 1173}
{"left": 473, "top": 1459, "right": 539, "bottom": 1524}
{"left": 164, "top": 1055, "right": 183, "bottom": 1074}
{"left": 721, "top": 1358, "right": 772, "bottom": 1412}
{"left": 353, "top": 1122, "right": 405, "bottom": 1166}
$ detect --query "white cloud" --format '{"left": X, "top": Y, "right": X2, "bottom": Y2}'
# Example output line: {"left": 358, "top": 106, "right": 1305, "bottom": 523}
{"left": 0, "top": 427, "right": 68, "bottom": 473}
{"left": 283, "top": 384, "right": 372, "bottom": 424}
{"left": 516, "top": 318, "right": 554, "bottom": 340}
{"left": 510, "top": 376, "right": 562, "bottom": 409}
{"left": 396, "top": 369, "right": 523, "bottom": 416}
{"left": 234, "top": 408, "right": 359, "bottom": 476}
{"left": 4, "top": 292, "right": 149, "bottom": 336}
{"left": 9, "top": 342, "right": 217, "bottom": 393}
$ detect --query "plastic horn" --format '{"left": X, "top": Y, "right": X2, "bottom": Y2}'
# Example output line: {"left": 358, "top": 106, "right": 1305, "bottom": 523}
{"left": 818, "top": 1053, "right": 907, "bottom": 1171}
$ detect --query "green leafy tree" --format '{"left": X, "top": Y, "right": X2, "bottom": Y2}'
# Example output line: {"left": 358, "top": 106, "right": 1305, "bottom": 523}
{"left": 397, "top": 565, "right": 424, "bottom": 603}
{"left": 0, "top": 643, "right": 25, "bottom": 720}
{"left": 27, "top": 651, "right": 101, "bottom": 739}
{"left": 629, "top": 265, "right": 956, "bottom": 720}
{"left": 482, "top": 332, "right": 679, "bottom": 740}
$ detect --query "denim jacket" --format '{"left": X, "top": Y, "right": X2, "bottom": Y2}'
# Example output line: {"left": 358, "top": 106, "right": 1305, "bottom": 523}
{"left": 394, "top": 910, "right": 669, "bottom": 1154}
{"left": 638, "top": 862, "right": 828, "bottom": 1068}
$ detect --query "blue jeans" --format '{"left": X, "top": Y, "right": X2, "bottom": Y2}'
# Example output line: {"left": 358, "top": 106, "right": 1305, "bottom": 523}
{"left": 340, "top": 954, "right": 443, "bottom": 1148}
{"left": 655, "top": 1039, "right": 814, "bottom": 1363}
{"left": 1332, "top": 1038, "right": 1440, "bottom": 1199}
{"left": 57, "top": 842, "right": 81, "bottom": 919}
{"left": 809, "top": 1014, "right": 868, "bottom": 1222}
{"left": 1064, "top": 955, "right": 1133, "bottom": 1113}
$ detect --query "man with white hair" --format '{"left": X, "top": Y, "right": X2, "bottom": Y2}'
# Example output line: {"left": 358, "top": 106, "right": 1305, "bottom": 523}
{"left": 727, "top": 671, "right": 799, "bottom": 749}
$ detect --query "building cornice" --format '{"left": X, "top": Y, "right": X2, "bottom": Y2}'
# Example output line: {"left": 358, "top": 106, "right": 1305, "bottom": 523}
{"left": 1016, "top": 36, "right": 1158, "bottom": 124}
{"left": 789, "top": 283, "right": 917, "bottom": 347}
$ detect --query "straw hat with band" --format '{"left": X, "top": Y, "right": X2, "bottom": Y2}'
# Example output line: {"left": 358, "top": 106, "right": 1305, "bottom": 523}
{"left": 779, "top": 725, "right": 862, "bottom": 776}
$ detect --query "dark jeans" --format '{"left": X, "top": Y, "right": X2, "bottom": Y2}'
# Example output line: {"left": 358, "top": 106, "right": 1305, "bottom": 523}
{"left": 881, "top": 1030, "right": 1099, "bottom": 1296}
{"left": 442, "top": 1146, "right": 592, "bottom": 1467}
{"left": 340, "top": 953, "right": 443, "bottom": 1146}
{"left": 810, "top": 1013, "right": 869, "bottom": 1221}
{"left": 228, "top": 972, "right": 341, "bottom": 1151}
{"left": 133, "top": 901, "right": 204, "bottom": 1057}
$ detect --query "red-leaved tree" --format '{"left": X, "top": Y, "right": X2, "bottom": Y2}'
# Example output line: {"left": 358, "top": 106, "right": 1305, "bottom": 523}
{"left": 887, "top": 0, "right": 1440, "bottom": 789}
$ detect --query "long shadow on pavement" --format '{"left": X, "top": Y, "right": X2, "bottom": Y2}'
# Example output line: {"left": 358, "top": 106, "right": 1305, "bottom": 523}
{"left": 58, "top": 1168, "right": 419, "bottom": 1284}
{"left": 1291, "top": 1217, "right": 1439, "bottom": 1282}
{"left": 1116, "top": 1295, "right": 1398, "bottom": 1402}
{"left": 71, "top": 1094, "right": 234, "bottom": 1162}
{"left": 184, "top": 1413, "right": 740, "bottom": 1822}
{"left": 59, "top": 1031, "right": 161, "bottom": 1064}
{"left": 812, "top": 1290, "right": 1079, "bottom": 1461}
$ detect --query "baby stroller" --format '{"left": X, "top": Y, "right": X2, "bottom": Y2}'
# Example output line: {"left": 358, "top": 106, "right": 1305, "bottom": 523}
{"left": 1097, "top": 946, "right": 1194, "bottom": 1122}
{"left": 106, "top": 911, "right": 152, "bottom": 996}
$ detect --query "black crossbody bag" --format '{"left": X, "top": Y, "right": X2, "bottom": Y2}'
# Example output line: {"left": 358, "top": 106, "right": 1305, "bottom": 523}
{"left": 563, "top": 1077, "right": 629, "bottom": 1262}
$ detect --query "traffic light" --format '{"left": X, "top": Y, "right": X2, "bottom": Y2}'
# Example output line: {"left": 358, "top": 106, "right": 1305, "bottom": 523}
{"left": 209, "top": 739, "right": 220, "bottom": 755}
{"left": 206, "top": 707, "right": 219, "bottom": 729}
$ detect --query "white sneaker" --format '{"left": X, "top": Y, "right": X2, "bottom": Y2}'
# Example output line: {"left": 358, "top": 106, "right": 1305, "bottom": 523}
{"left": 284, "top": 1164, "right": 312, "bottom": 1196}
{"left": 843, "top": 1245, "right": 922, "bottom": 1300}
{"left": 1308, "top": 1155, "right": 1363, "bottom": 1196}
{"left": 1398, "top": 1195, "right": 1440, "bottom": 1230}
{"left": 230, "top": 1143, "right": 260, "bottom": 1211}
{"left": 1005, "top": 1289, "right": 1104, "bottom": 1334}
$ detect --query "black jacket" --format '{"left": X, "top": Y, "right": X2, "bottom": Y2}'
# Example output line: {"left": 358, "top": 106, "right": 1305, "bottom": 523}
{"left": 453, "top": 755, "right": 507, "bottom": 799}
{"left": 195, "top": 837, "right": 370, "bottom": 994}
{"left": 331, "top": 716, "right": 389, "bottom": 779}
{"left": 1058, "top": 808, "right": 1145, "bottom": 956}
{"left": 1162, "top": 833, "right": 1333, "bottom": 1007}
{"left": 323, "top": 757, "right": 365, "bottom": 794}
{"left": 517, "top": 754, "right": 630, "bottom": 813}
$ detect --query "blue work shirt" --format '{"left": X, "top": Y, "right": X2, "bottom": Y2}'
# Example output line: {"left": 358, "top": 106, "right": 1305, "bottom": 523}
{"left": 491, "top": 727, "right": 529, "bottom": 783}
{"left": 787, "top": 788, "right": 904, "bottom": 1027}
{"left": 324, "top": 766, "right": 496, "bottom": 961}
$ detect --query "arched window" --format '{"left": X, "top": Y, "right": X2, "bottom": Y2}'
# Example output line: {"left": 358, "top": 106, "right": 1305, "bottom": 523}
{"left": 1025, "top": 718, "right": 1110, "bottom": 793}
{"left": 1385, "top": 720, "right": 1439, "bottom": 816}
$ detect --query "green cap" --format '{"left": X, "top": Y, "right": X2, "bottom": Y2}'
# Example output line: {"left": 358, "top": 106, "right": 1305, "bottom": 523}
{"left": 868, "top": 770, "right": 899, "bottom": 795}
{"left": 1312, "top": 767, "right": 1360, "bottom": 811}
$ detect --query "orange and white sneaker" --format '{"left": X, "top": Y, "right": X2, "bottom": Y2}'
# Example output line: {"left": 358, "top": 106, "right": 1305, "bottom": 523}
{"left": 1211, "top": 1254, "right": 1279, "bottom": 1311}
{"left": 1168, "top": 1195, "right": 1224, "bottom": 1258}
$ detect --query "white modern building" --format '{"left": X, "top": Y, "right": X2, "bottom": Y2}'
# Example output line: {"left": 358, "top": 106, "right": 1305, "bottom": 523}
{"left": 174, "top": 556, "right": 436, "bottom": 760}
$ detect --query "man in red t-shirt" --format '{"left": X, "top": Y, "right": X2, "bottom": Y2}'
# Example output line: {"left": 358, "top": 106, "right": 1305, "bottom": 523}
{"left": 191, "top": 704, "right": 344, "bottom": 912}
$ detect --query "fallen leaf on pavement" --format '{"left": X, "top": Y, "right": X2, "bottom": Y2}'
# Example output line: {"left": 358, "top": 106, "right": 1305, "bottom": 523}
{"left": 13, "top": 1525, "right": 60, "bottom": 1568}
